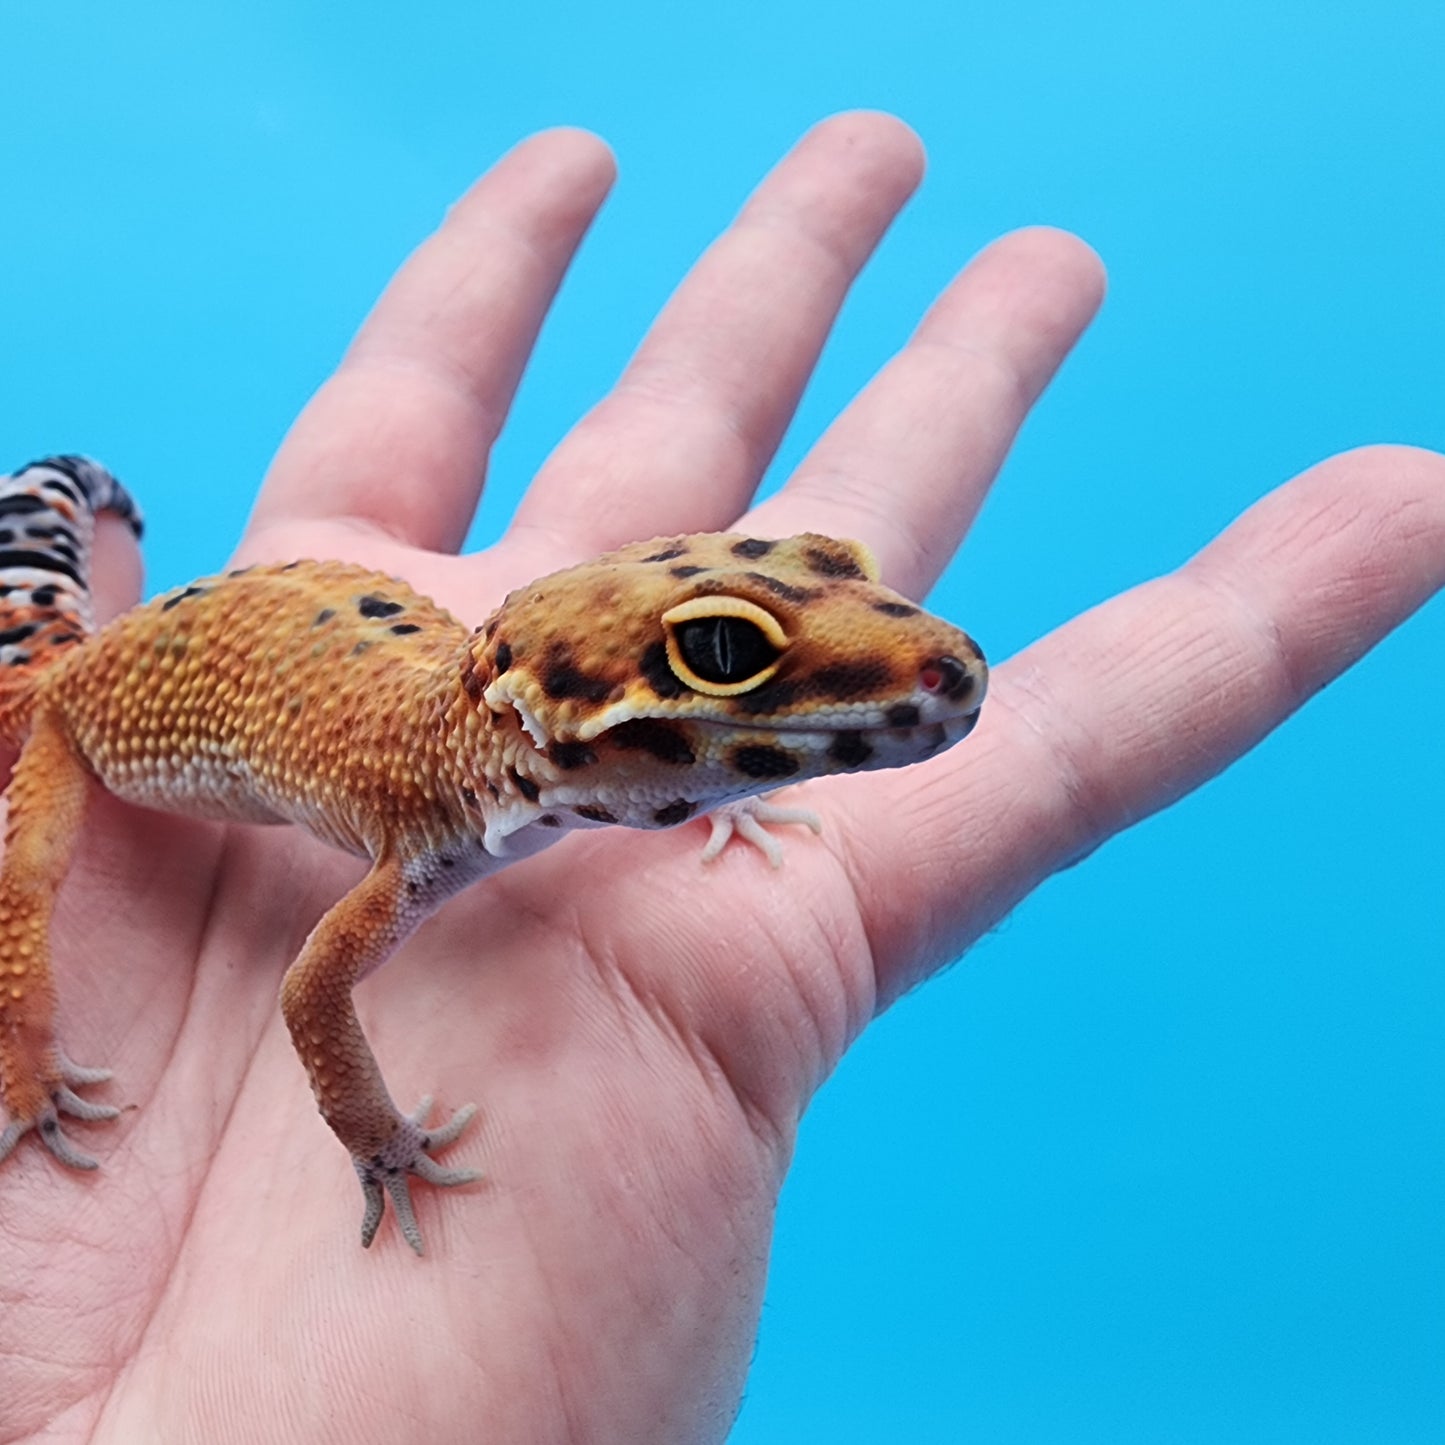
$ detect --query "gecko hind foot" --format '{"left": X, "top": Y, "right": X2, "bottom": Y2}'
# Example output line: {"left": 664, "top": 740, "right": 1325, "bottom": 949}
{"left": 0, "top": 1051, "right": 120, "bottom": 1169}
{"left": 354, "top": 1096, "right": 482, "bottom": 1254}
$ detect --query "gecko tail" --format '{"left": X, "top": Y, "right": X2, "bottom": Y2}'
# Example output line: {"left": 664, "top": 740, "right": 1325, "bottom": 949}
{"left": 0, "top": 455, "right": 143, "bottom": 749}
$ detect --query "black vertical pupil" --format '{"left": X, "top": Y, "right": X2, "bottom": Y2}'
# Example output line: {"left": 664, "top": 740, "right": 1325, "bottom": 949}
{"left": 674, "top": 615, "right": 778, "bottom": 684}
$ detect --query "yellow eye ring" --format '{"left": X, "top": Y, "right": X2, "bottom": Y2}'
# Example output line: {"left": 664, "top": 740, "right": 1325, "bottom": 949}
{"left": 661, "top": 596, "right": 789, "bottom": 696}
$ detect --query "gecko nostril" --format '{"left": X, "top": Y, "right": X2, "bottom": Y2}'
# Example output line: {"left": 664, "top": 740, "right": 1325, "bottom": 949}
{"left": 921, "top": 655, "right": 976, "bottom": 702}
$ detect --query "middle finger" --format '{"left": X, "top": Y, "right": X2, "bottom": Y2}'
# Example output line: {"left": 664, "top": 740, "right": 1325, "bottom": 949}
{"left": 505, "top": 112, "right": 926, "bottom": 573}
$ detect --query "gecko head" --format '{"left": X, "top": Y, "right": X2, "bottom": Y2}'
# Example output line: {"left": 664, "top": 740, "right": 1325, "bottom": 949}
{"left": 473, "top": 532, "right": 986, "bottom": 803}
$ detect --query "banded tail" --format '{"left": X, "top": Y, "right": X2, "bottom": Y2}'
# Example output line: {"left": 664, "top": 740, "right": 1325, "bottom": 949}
{"left": 0, "top": 455, "right": 142, "bottom": 747}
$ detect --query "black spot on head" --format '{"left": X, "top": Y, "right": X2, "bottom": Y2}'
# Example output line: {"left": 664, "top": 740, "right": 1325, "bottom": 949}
{"left": 641, "top": 545, "right": 688, "bottom": 563}
{"left": 161, "top": 585, "right": 206, "bottom": 612}
{"left": 494, "top": 640, "right": 512, "bottom": 673}
{"left": 509, "top": 767, "right": 541, "bottom": 802}
{"left": 653, "top": 799, "right": 695, "bottom": 827}
{"left": 804, "top": 545, "right": 867, "bottom": 580}
{"left": 358, "top": 594, "right": 404, "bottom": 619}
{"left": 809, "top": 659, "right": 893, "bottom": 699}
{"left": 639, "top": 639, "right": 687, "bottom": 699}
{"left": 731, "top": 538, "right": 775, "bottom": 560}
{"left": 828, "top": 731, "right": 874, "bottom": 768}
{"left": 732, "top": 744, "right": 800, "bottom": 779}
{"left": 608, "top": 718, "right": 696, "bottom": 765}
{"left": 669, "top": 565, "right": 709, "bottom": 579}
{"left": 542, "top": 644, "right": 612, "bottom": 704}
{"left": 548, "top": 740, "right": 598, "bottom": 771}
{"left": 538, "top": 814, "right": 562, "bottom": 828}
{"left": 314, "top": 608, "right": 335, "bottom": 627}
{"left": 744, "top": 572, "right": 818, "bottom": 606}
{"left": 0, "top": 622, "right": 37, "bottom": 647}
{"left": 728, "top": 676, "right": 802, "bottom": 716}
{"left": 872, "top": 600, "right": 920, "bottom": 619}
{"left": 390, "top": 622, "right": 422, "bottom": 635}
{"left": 573, "top": 804, "right": 618, "bottom": 823}
{"left": 885, "top": 703, "right": 921, "bottom": 728}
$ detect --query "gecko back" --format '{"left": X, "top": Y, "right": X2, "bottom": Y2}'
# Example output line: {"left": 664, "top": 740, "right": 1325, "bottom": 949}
{"left": 0, "top": 455, "right": 143, "bottom": 748}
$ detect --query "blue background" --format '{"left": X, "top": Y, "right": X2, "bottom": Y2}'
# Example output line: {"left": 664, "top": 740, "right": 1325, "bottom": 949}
{"left": 4, "top": 3, "right": 1442, "bottom": 1439}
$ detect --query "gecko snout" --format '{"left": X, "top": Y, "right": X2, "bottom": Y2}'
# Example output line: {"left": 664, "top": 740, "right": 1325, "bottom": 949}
{"left": 919, "top": 649, "right": 987, "bottom": 709}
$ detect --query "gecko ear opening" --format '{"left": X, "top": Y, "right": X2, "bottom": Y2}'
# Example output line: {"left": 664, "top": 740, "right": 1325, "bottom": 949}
{"left": 661, "top": 596, "right": 788, "bottom": 696}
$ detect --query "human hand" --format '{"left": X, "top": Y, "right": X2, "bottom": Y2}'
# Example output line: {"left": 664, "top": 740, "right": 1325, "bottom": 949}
{"left": 3, "top": 114, "right": 1441, "bottom": 1445}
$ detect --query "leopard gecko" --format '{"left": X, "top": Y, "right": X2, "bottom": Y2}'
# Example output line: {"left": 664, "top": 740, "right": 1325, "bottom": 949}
{"left": 0, "top": 455, "right": 987, "bottom": 1252}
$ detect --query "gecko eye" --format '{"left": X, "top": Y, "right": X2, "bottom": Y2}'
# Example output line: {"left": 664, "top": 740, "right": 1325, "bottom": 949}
{"left": 661, "top": 596, "right": 788, "bottom": 695}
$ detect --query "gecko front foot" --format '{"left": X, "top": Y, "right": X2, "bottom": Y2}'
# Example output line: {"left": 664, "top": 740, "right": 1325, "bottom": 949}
{"left": 0, "top": 1051, "right": 120, "bottom": 1171}
{"left": 353, "top": 1096, "right": 482, "bottom": 1254}
{"left": 700, "top": 796, "right": 823, "bottom": 868}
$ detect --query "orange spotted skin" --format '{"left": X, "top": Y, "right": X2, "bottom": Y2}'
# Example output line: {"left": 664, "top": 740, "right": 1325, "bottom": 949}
{"left": 0, "top": 459, "right": 988, "bottom": 1253}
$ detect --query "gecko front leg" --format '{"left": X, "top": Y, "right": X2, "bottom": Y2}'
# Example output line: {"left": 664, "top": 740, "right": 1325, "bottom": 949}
{"left": 279, "top": 851, "right": 482, "bottom": 1253}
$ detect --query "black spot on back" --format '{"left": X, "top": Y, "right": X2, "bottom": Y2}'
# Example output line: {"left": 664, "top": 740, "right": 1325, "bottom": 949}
{"left": 641, "top": 545, "right": 687, "bottom": 563}
{"left": 0, "top": 531, "right": 14, "bottom": 545}
{"left": 538, "top": 814, "right": 562, "bottom": 827}
{"left": 639, "top": 639, "right": 687, "bottom": 699}
{"left": 0, "top": 622, "right": 38, "bottom": 647}
{"left": 29, "top": 585, "right": 57, "bottom": 607}
{"left": 573, "top": 804, "right": 619, "bottom": 824}
{"left": 494, "top": 640, "right": 512, "bottom": 673}
{"left": 885, "top": 703, "right": 921, "bottom": 728}
{"left": 358, "top": 594, "right": 404, "bottom": 619}
{"left": 314, "top": 608, "right": 335, "bottom": 627}
{"left": 732, "top": 744, "right": 799, "bottom": 779}
{"left": 731, "top": 538, "right": 775, "bottom": 560}
{"left": 461, "top": 787, "right": 479, "bottom": 807}
{"left": 161, "top": 585, "right": 206, "bottom": 612}
{"left": 669, "top": 565, "right": 708, "bottom": 579}
{"left": 609, "top": 718, "right": 696, "bottom": 765}
{"left": 803, "top": 545, "right": 867, "bottom": 580}
{"left": 228, "top": 565, "right": 254, "bottom": 578}
{"left": 828, "top": 731, "right": 874, "bottom": 768}
{"left": 549, "top": 740, "right": 598, "bottom": 771}
{"left": 390, "top": 622, "right": 422, "bottom": 635}
{"left": 653, "top": 799, "right": 695, "bottom": 826}
{"left": 872, "top": 600, "right": 919, "bottom": 619}
{"left": 509, "top": 767, "right": 541, "bottom": 802}
{"left": 351, "top": 641, "right": 373, "bottom": 657}
{"left": 744, "top": 572, "right": 818, "bottom": 606}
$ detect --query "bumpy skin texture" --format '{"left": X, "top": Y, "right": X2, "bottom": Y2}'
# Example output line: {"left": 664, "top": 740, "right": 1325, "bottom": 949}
{"left": 0, "top": 457, "right": 986, "bottom": 1251}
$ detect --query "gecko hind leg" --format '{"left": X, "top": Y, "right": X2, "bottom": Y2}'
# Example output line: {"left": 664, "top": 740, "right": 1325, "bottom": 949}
{"left": 0, "top": 712, "right": 120, "bottom": 1173}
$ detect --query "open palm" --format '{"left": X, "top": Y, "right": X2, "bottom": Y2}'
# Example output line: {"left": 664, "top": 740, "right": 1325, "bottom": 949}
{"left": 3, "top": 114, "right": 1442, "bottom": 1445}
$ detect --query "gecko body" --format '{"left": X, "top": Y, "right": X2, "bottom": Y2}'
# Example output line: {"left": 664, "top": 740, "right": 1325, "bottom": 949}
{"left": 0, "top": 456, "right": 986, "bottom": 1251}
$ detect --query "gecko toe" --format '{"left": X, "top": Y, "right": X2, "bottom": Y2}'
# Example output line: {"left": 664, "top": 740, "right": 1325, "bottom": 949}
{"left": 351, "top": 1099, "right": 482, "bottom": 1253}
